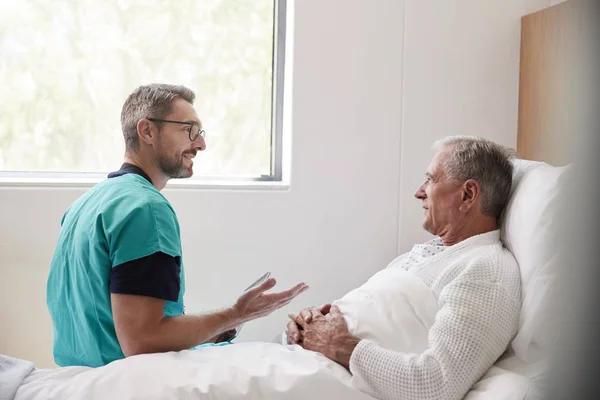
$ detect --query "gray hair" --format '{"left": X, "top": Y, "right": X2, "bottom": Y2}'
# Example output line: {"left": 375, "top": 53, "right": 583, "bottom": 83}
{"left": 433, "top": 136, "right": 517, "bottom": 219}
{"left": 121, "top": 83, "right": 196, "bottom": 152}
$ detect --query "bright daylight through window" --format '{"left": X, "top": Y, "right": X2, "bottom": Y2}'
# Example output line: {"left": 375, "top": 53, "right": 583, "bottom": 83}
{"left": 0, "top": 0, "right": 285, "bottom": 181}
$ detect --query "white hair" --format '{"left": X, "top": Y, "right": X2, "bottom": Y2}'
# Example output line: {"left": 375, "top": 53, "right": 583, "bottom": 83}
{"left": 432, "top": 136, "right": 517, "bottom": 218}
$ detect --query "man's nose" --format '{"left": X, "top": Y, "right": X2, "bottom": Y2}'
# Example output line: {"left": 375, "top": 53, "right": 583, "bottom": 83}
{"left": 193, "top": 135, "right": 206, "bottom": 151}
{"left": 414, "top": 183, "right": 426, "bottom": 199}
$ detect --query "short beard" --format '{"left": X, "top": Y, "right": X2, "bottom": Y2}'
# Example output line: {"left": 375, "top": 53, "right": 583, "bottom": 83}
{"left": 155, "top": 132, "right": 194, "bottom": 179}
{"left": 158, "top": 152, "right": 191, "bottom": 179}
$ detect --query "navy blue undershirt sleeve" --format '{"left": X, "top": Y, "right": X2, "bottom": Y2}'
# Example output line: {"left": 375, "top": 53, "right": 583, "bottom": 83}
{"left": 110, "top": 252, "right": 181, "bottom": 302}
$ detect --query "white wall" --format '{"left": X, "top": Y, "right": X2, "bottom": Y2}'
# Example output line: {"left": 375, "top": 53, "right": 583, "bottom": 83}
{"left": 397, "top": 0, "right": 555, "bottom": 252}
{"left": 0, "top": 0, "right": 555, "bottom": 368}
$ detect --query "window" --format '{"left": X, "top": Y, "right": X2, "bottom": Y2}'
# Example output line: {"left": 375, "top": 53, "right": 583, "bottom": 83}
{"left": 0, "top": 0, "right": 286, "bottom": 183}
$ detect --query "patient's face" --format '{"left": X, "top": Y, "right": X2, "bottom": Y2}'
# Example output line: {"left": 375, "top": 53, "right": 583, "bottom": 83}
{"left": 414, "top": 149, "right": 464, "bottom": 236}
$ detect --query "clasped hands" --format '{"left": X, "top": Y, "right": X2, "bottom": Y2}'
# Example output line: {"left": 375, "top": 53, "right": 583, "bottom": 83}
{"left": 286, "top": 303, "right": 360, "bottom": 370}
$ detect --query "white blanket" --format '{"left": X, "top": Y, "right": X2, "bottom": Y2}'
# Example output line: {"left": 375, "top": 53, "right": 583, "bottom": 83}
{"left": 15, "top": 269, "right": 439, "bottom": 400}
{"left": 334, "top": 265, "right": 440, "bottom": 356}
{"left": 0, "top": 355, "right": 35, "bottom": 400}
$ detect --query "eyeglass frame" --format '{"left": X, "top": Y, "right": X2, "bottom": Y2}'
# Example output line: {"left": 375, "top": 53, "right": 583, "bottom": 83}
{"left": 147, "top": 118, "right": 206, "bottom": 141}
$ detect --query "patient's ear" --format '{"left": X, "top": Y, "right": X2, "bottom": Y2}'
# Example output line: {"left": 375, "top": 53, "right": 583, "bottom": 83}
{"left": 459, "top": 179, "right": 480, "bottom": 212}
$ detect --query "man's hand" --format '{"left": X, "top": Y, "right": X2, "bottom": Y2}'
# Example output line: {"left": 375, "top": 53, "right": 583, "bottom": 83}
{"left": 232, "top": 278, "right": 309, "bottom": 324}
{"left": 286, "top": 303, "right": 332, "bottom": 344}
{"left": 292, "top": 305, "right": 360, "bottom": 369}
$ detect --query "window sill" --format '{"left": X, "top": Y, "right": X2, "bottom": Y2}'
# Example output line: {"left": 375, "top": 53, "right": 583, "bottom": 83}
{"left": 0, "top": 176, "right": 290, "bottom": 191}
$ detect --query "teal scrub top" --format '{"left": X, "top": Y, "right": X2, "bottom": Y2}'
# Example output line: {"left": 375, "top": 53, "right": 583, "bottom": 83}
{"left": 46, "top": 174, "right": 185, "bottom": 367}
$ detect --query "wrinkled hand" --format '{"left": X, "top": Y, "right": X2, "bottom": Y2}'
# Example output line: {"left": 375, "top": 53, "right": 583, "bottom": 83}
{"left": 286, "top": 303, "right": 332, "bottom": 344}
{"left": 291, "top": 305, "right": 360, "bottom": 369}
{"left": 233, "top": 278, "right": 309, "bottom": 324}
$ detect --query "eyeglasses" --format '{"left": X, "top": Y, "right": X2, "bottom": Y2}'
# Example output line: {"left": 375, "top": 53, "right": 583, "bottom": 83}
{"left": 147, "top": 118, "right": 206, "bottom": 141}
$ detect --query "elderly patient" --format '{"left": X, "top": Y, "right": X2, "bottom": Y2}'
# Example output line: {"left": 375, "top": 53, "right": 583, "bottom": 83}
{"left": 286, "top": 136, "right": 521, "bottom": 400}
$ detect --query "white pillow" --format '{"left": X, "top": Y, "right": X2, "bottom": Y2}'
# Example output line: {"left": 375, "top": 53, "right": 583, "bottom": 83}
{"left": 499, "top": 159, "right": 572, "bottom": 364}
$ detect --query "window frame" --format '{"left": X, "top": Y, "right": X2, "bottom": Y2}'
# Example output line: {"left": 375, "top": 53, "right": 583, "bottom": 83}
{"left": 0, "top": 0, "right": 289, "bottom": 190}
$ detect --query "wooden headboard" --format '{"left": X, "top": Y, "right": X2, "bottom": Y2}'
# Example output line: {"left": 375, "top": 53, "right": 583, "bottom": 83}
{"left": 517, "top": 1, "right": 576, "bottom": 166}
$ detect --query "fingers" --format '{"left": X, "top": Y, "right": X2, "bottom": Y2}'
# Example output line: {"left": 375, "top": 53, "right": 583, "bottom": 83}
{"left": 310, "top": 307, "right": 323, "bottom": 321}
{"left": 286, "top": 331, "right": 295, "bottom": 345}
{"left": 286, "top": 329, "right": 305, "bottom": 346}
{"left": 330, "top": 304, "right": 341, "bottom": 314}
{"left": 285, "top": 305, "right": 333, "bottom": 346}
{"left": 287, "top": 319, "right": 300, "bottom": 336}
{"left": 248, "top": 280, "right": 308, "bottom": 303}
{"left": 282, "top": 282, "right": 310, "bottom": 299}
{"left": 262, "top": 282, "right": 309, "bottom": 306}
{"left": 289, "top": 312, "right": 307, "bottom": 330}
{"left": 320, "top": 303, "right": 332, "bottom": 315}
{"left": 286, "top": 320, "right": 301, "bottom": 343}
{"left": 266, "top": 285, "right": 309, "bottom": 311}
{"left": 299, "top": 308, "right": 313, "bottom": 322}
{"left": 295, "top": 304, "right": 328, "bottom": 326}
{"left": 238, "top": 279, "right": 310, "bottom": 322}
{"left": 245, "top": 277, "right": 277, "bottom": 298}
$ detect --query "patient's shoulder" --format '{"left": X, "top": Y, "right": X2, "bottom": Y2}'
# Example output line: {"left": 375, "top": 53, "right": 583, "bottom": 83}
{"left": 459, "top": 243, "right": 521, "bottom": 289}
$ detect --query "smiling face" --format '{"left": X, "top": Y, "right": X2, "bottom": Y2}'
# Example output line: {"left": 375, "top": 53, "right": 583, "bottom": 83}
{"left": 414, "top": 149, "right": 465, "bottom": 236}
{"left": 154, "top": 98, "right": 206, "bottom": 179}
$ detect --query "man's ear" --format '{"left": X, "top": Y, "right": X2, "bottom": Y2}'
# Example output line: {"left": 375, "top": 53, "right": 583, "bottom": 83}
{"left": 460, "top": 179, "right": 480, "bottom": 211}
{"left": 137, "top": 118, "right": 156, "bottom": 146}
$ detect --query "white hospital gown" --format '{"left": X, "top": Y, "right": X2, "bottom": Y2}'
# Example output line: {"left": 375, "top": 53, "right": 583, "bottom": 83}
{"left": 388, "top": 237, "right": 446, "bottom": 271}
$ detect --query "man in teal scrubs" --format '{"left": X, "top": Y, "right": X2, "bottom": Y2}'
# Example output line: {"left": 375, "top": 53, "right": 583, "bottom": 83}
{"left": 46, "top": 84, "right": 308, "bottom": 367}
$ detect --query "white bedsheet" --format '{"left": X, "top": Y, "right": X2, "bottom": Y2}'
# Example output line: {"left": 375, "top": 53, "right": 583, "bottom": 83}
{"left": 15, "top": 268, "right": 438, "bottom": 400}
{"left": 16, "top": 343, "right": 374, "bottom": 400}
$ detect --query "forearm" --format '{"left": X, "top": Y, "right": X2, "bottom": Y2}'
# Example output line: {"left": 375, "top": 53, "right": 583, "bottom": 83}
{"left": 123, "top": 307, "right": 242, "bottom": 355}
{"left": 115, "top": 276, "right": 308, "bottom": 357}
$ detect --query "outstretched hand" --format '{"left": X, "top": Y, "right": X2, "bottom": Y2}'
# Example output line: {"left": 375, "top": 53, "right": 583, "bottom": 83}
{"left": 233, "top": 277, "right": 309, "bottom": 324}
